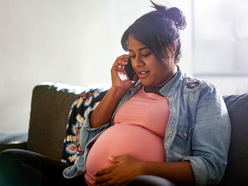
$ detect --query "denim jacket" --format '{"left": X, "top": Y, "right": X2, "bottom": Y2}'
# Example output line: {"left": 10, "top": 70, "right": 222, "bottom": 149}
{"left": 63, "top": 70, "right": 231, "bottom": 186}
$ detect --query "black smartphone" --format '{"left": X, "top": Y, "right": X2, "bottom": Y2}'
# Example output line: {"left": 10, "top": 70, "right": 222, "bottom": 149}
{"left": 124, "top": 58, "right": 135, "bottom": 80}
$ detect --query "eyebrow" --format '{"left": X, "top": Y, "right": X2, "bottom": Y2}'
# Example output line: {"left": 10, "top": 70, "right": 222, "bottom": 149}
{"left": 127, "top": 47, "right": 150, "bottom": 52}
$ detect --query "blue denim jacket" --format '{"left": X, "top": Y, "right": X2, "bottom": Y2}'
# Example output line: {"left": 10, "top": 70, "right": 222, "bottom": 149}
{"left": 63, "top": 70, "right": 231, "bottom": 186}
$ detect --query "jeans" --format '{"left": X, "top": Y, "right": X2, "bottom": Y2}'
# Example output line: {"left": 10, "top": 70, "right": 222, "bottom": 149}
{"left": 0, "top": 149, "right": 86, "bottom": 186}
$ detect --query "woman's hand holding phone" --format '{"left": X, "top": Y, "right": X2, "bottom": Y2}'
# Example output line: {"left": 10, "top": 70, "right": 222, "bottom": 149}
{"left": 90, "top": 55, "right": 136, "bottom": 128}
{"left": 111, "top": 54, "right": 138, "bottom": 93}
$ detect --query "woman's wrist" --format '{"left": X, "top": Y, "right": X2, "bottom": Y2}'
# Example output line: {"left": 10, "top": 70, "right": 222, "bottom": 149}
{"left": 108, "top": 86, "right": 127, "bottom": 100}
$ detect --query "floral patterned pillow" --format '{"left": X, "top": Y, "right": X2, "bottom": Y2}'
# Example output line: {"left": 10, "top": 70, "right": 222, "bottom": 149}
{"left": 61, "top": 88, "right": 108, "bottom": 164}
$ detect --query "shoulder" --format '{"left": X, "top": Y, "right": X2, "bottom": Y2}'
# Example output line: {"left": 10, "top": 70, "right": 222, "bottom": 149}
{"left": 177, "top": 73, "right": 225, "bottom": 106}
{"left": 180, "top": 73, "right": 219, "bottom": 95}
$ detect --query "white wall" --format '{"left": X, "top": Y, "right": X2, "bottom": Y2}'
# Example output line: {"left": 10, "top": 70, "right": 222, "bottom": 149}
{"left": 0, "top": 0, "right": 192, "bottom": 132}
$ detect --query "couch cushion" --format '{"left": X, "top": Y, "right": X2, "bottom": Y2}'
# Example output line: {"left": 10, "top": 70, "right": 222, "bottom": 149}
{"left": 27, "top": 83, "right": 85, "bottom": 160}
{"left": 219, "top": 93, "right": 248, "bottom": 185}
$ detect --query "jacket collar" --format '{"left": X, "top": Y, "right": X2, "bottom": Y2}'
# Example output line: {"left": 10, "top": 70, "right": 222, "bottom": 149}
{"left": 130, "top": 67, "right": 183, "bottom": 97}
{"left": 159, "top": 69, "right": 182, "bottom": 97}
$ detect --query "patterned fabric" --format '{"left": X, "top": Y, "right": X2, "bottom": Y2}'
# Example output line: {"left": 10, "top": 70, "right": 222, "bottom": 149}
{"left": 61, "top": 88, "right": 108, "bottom": 164}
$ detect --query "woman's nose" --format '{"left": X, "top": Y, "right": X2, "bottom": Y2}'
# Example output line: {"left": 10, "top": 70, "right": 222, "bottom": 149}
{"left": 133, "top": 56, "right": 145, "bottom": 67}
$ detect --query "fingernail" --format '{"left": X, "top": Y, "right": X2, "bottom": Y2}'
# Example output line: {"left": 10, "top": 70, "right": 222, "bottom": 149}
{"left": 108, "top": 156, "right": 114, "bottom": 160}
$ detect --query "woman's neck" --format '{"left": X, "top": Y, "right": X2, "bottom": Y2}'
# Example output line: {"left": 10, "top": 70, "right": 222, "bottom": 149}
{"left": 144, "top": 65, "right": 179, "bottom": 95}
{"left": 144, "top": 86, "right": 163, "bottom": 96}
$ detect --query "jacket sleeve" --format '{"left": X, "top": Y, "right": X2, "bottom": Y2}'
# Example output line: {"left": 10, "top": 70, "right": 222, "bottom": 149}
{"left": 183, "top": 86, "right": 231, "bottom": 185}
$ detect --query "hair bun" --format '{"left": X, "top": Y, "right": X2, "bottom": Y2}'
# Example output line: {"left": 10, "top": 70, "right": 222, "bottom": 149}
{"left": 151, "top": 1, "right": 186, "bottom": 30}
{"left": 166, "top": 7, "right": 186, "bottom": 30}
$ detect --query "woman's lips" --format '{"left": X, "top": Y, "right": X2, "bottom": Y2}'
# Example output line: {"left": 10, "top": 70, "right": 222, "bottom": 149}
{"left": 138, "top": 71, "right": 149, "bottom": 78}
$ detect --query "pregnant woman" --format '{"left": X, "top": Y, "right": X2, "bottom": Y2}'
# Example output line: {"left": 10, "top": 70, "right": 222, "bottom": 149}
{"left": 64, "top": 1, "right": 231, "bottom": 185}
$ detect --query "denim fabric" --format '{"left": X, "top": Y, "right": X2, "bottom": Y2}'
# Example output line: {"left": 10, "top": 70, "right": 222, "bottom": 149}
{"left": 63, "top": 70, "right": 231, "bottom": 186}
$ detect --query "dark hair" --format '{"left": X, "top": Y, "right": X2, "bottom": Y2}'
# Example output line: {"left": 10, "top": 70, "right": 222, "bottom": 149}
{"left": 121, "top": 0, "right": 186, "bottom": 63}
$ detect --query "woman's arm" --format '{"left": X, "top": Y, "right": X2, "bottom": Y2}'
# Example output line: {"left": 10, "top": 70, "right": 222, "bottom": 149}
{"left": 90, "top": 87, "right": 126, "bottom": 128}
{"left": 90, "top": 54, "right": 138, "bottom": 128}
{"left": 140, "top": 160, "right": 194, "bottom": 185}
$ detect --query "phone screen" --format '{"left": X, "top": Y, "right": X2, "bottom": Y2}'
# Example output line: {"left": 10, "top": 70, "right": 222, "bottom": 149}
{"left": 124, "top": 58, "right": 135, "bottom": 80}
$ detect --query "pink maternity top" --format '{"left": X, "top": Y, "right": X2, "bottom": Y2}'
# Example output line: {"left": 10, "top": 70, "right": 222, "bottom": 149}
{"left": 84, "top": 86, "right": 170, "bottom": 185}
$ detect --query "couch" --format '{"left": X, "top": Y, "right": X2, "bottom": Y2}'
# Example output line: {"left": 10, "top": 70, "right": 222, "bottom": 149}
{"left": 0, "top": 82, "right": 247, "bottom": 185}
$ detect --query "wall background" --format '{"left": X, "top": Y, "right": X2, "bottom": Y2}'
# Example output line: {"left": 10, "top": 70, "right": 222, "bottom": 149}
{"left": 0, "top": 0, "right": 192, "bottom": 132}
{"left": 2, "top": 0, "right": 247, "bottom": 132}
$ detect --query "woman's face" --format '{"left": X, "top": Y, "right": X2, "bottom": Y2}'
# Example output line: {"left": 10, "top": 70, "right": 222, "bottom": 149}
{"left": 127, "top": 35, "right": 177, "bottom": 91}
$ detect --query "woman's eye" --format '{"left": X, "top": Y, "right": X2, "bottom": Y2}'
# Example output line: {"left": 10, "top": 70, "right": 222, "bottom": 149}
{"left": 142, "top": 52, "right": 151, "bottom": 57}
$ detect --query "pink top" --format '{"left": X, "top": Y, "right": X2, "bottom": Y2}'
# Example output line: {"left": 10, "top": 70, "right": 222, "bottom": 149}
{"left": 84, "top": 86, "right": 170, "bottom": 185}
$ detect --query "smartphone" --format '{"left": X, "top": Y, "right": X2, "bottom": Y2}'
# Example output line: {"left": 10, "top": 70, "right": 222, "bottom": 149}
{"left": 124, "top": 58, "right": 135, "bottom": 80}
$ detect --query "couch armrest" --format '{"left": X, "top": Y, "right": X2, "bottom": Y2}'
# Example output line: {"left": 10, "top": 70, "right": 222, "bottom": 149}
{"left": 0, "top": 131, "right": 28, "bottom": 152}
{"left": 0, "top": 142, "right": 27, "bottom": 152}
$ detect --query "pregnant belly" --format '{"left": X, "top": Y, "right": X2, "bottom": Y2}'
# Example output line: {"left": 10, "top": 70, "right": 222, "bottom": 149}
{"left": 84, "top": 124, "right": 165, "bottom": 185}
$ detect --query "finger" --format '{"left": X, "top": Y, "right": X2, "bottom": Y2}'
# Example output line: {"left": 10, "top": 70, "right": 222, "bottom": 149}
{"left": 114, "top": 61, "right": 128, "bottom": 70}
{"left": 116, "top": 54, "right": 129, "bottom": 61}
{"left": 117, "top": 72, "right": 128, "bottom": 81}
{"left": 95, "top": 174, "right": 112, "bottom": 185}
{"left": 114, "top": 55, "right": 129, "bottom": 67}
{"left": 108, "top": 155, "right": 128, "bottom": 163}
{"left": 94, "top": 166, "right": 113, "bottom": 176}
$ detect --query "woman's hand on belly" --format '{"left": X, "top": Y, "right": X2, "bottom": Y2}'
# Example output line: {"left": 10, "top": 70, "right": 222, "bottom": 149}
{"left": 94, "top": 155, "right": 142, "bottom": 186}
